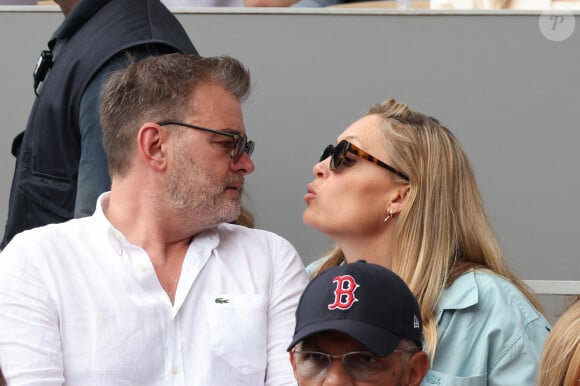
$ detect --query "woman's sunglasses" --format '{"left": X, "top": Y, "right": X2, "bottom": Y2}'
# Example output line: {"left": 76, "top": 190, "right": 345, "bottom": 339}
{"left": 320, "top": 140, "right": 409, "bottom": 181}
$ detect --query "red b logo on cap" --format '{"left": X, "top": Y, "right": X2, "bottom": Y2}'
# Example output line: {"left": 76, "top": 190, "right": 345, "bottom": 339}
{"left": 328, "top": 275, "right": 359, "bottom": 310}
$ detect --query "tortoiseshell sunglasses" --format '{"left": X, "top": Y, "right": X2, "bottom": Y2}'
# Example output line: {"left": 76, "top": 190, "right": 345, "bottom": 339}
{"left": 320, "top": 140, "right": 409, "bottom": 181}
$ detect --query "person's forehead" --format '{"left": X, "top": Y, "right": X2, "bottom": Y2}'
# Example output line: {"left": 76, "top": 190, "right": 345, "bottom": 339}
{"left": 338, "top": 115, "right": 386, "bottom": 155}
{"left": 186, "top": 82, "right": 245, "bottom": 133}
{"left": 300, "top": 331, "right": 369, "bottom": 352}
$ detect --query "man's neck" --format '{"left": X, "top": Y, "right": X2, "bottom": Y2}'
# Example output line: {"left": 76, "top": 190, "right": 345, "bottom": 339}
{"left": 105, "top": 191, "right": 197, "bottom": 249}
{"left": 104, "top": 183, "right": 197, "bottom": 305}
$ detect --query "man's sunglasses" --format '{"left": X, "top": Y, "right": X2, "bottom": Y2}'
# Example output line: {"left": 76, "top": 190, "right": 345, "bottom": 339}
{"left": 158, "top": 120, "right": 254, "bottom": 163}
{"left": 320, "top": 140, "right": 409, "bottom": 181}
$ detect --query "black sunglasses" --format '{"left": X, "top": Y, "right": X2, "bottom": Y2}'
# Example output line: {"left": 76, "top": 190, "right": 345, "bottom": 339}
{"left": 320, "top": 140, "right": 409, "bottom": 181}
{"left": 158, "top": 120, "right": 254, "bottom": 163}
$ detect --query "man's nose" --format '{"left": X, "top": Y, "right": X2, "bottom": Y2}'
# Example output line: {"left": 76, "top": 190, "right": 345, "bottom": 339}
{"left": 322, "top": 360, "right": 355, "bottom": 386}
{"left": 232, "top": 152, "right": 255, "bottom": 175}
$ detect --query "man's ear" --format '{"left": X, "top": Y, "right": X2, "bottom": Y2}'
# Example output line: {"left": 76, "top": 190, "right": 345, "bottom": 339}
{"left": 404, "top": 351, "right": 429, "bottom": 386}
{"left": 289, "top": 350, "right": 300, "bottom": 383}
{"left": 137, "top": 122, "right": 169, "bottom": 172}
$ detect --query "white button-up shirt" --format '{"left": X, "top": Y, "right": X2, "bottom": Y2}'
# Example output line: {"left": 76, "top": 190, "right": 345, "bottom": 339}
{"left": 0, "top": 194, "right": 309, "bottom": 385}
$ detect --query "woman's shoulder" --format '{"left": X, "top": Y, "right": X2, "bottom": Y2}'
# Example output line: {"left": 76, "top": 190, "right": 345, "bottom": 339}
{"left": 441, "top": 270, "right": 541, "bottom": 320}
{"left": 305, "top": 256, "right": 327, "bottom": 277}
{"left": 471, "top": 271, "right": 542, "bottom": 319}
{"left": 433, "top": 271, "right": 550, "bottom": 381}
{"left": 439, "top": 270, "right": 550, "bottom": 333}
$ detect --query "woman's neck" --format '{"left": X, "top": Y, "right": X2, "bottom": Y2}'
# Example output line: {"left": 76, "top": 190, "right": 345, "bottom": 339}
{"left": 338, "top": 232, "right": 394, "bottom": 269}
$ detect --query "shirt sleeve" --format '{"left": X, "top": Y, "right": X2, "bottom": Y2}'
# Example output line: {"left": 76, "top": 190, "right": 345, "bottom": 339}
{"left": 0, "top": 235, "right": 64, "bottom": 385}
{"left": 264, "top": 237, "right": 309, "bottom": 386}
{"left": 75, "top": 44, "right": 182, "bottom": 218}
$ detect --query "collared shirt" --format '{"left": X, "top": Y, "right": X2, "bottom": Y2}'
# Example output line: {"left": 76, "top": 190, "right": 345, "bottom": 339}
{"left": 0, "top": 193, "right": 309, "bottom": 385}
{"left": 422, "top": 271, "right": 551, "bottom": 386}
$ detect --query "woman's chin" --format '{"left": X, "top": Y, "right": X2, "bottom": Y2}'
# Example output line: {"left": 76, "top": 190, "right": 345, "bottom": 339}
{"left": 302, "top": 210, "right": 320, "bottom": 230}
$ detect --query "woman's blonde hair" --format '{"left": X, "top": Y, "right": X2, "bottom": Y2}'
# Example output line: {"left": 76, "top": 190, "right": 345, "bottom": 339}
{"left": 537, "top": 300, "right": 580, "bottom": 386}
{"left": 314, "top": 99, "right": 544, "bottom": 356}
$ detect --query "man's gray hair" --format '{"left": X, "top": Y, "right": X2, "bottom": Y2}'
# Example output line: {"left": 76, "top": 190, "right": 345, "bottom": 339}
{"left": 100, "top": 53, "right": 251, "bottom": 177}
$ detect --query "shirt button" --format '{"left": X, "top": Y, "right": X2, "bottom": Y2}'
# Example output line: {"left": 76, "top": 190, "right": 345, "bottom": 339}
{"left": 172, "top": 366, "right": 179, "bottom": 375}
{"left": 136, "top": 262, "right": 147, "bottom": 272}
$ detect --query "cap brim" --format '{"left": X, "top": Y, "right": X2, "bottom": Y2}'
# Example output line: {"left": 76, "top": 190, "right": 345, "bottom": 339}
{"left": 287, "top": 319, "right": 401, "bottom": 357}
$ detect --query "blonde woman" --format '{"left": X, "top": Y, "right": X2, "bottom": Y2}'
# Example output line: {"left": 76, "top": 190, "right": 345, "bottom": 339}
{"left": 537, "top": 300, "right": 580, "bottom": 386}
{"left": 304, "top": 99, "right": 550, "bottom": 385}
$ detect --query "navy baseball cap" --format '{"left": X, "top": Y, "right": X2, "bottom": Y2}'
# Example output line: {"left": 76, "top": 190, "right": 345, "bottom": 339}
{"left": 288, "top": 260, "right": 423, "bottom": 356}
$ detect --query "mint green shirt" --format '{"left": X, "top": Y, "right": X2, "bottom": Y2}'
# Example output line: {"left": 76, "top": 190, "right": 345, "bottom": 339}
{"left": 422, "top": 271, "right": 550, "bottom": 386}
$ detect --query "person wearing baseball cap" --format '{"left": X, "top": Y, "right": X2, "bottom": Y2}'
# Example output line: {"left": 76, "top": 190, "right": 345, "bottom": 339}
{"left": 288, "top": 260, "right": 429, "bottom": 385}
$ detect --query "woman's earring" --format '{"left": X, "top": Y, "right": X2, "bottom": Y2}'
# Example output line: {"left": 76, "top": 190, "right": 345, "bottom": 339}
{"left": 383, "top": 209, "right": 393, "bottom": 223}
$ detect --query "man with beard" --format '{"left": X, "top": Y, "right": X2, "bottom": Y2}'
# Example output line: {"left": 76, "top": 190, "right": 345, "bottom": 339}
{"left": 0, "top": 53, "right": 309, "bottom": 386}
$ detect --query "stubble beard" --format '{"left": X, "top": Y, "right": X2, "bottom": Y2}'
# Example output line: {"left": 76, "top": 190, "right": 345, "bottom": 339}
{"left": 166, "top": 157, "right": 241, "bottom": 228}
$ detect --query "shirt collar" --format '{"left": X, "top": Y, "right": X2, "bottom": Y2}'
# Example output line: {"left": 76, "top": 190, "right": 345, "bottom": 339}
{"left": 93, "top": 192, "right": 221, "bottom": 256}
{"left": 92, "top": 192, "right": 125, "bottom": 255}
{"left": 50, "top": 0, "right": 111, "bottom": 48}
{"left": 435, "top": 271, "right": 479, "bottom": 322}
